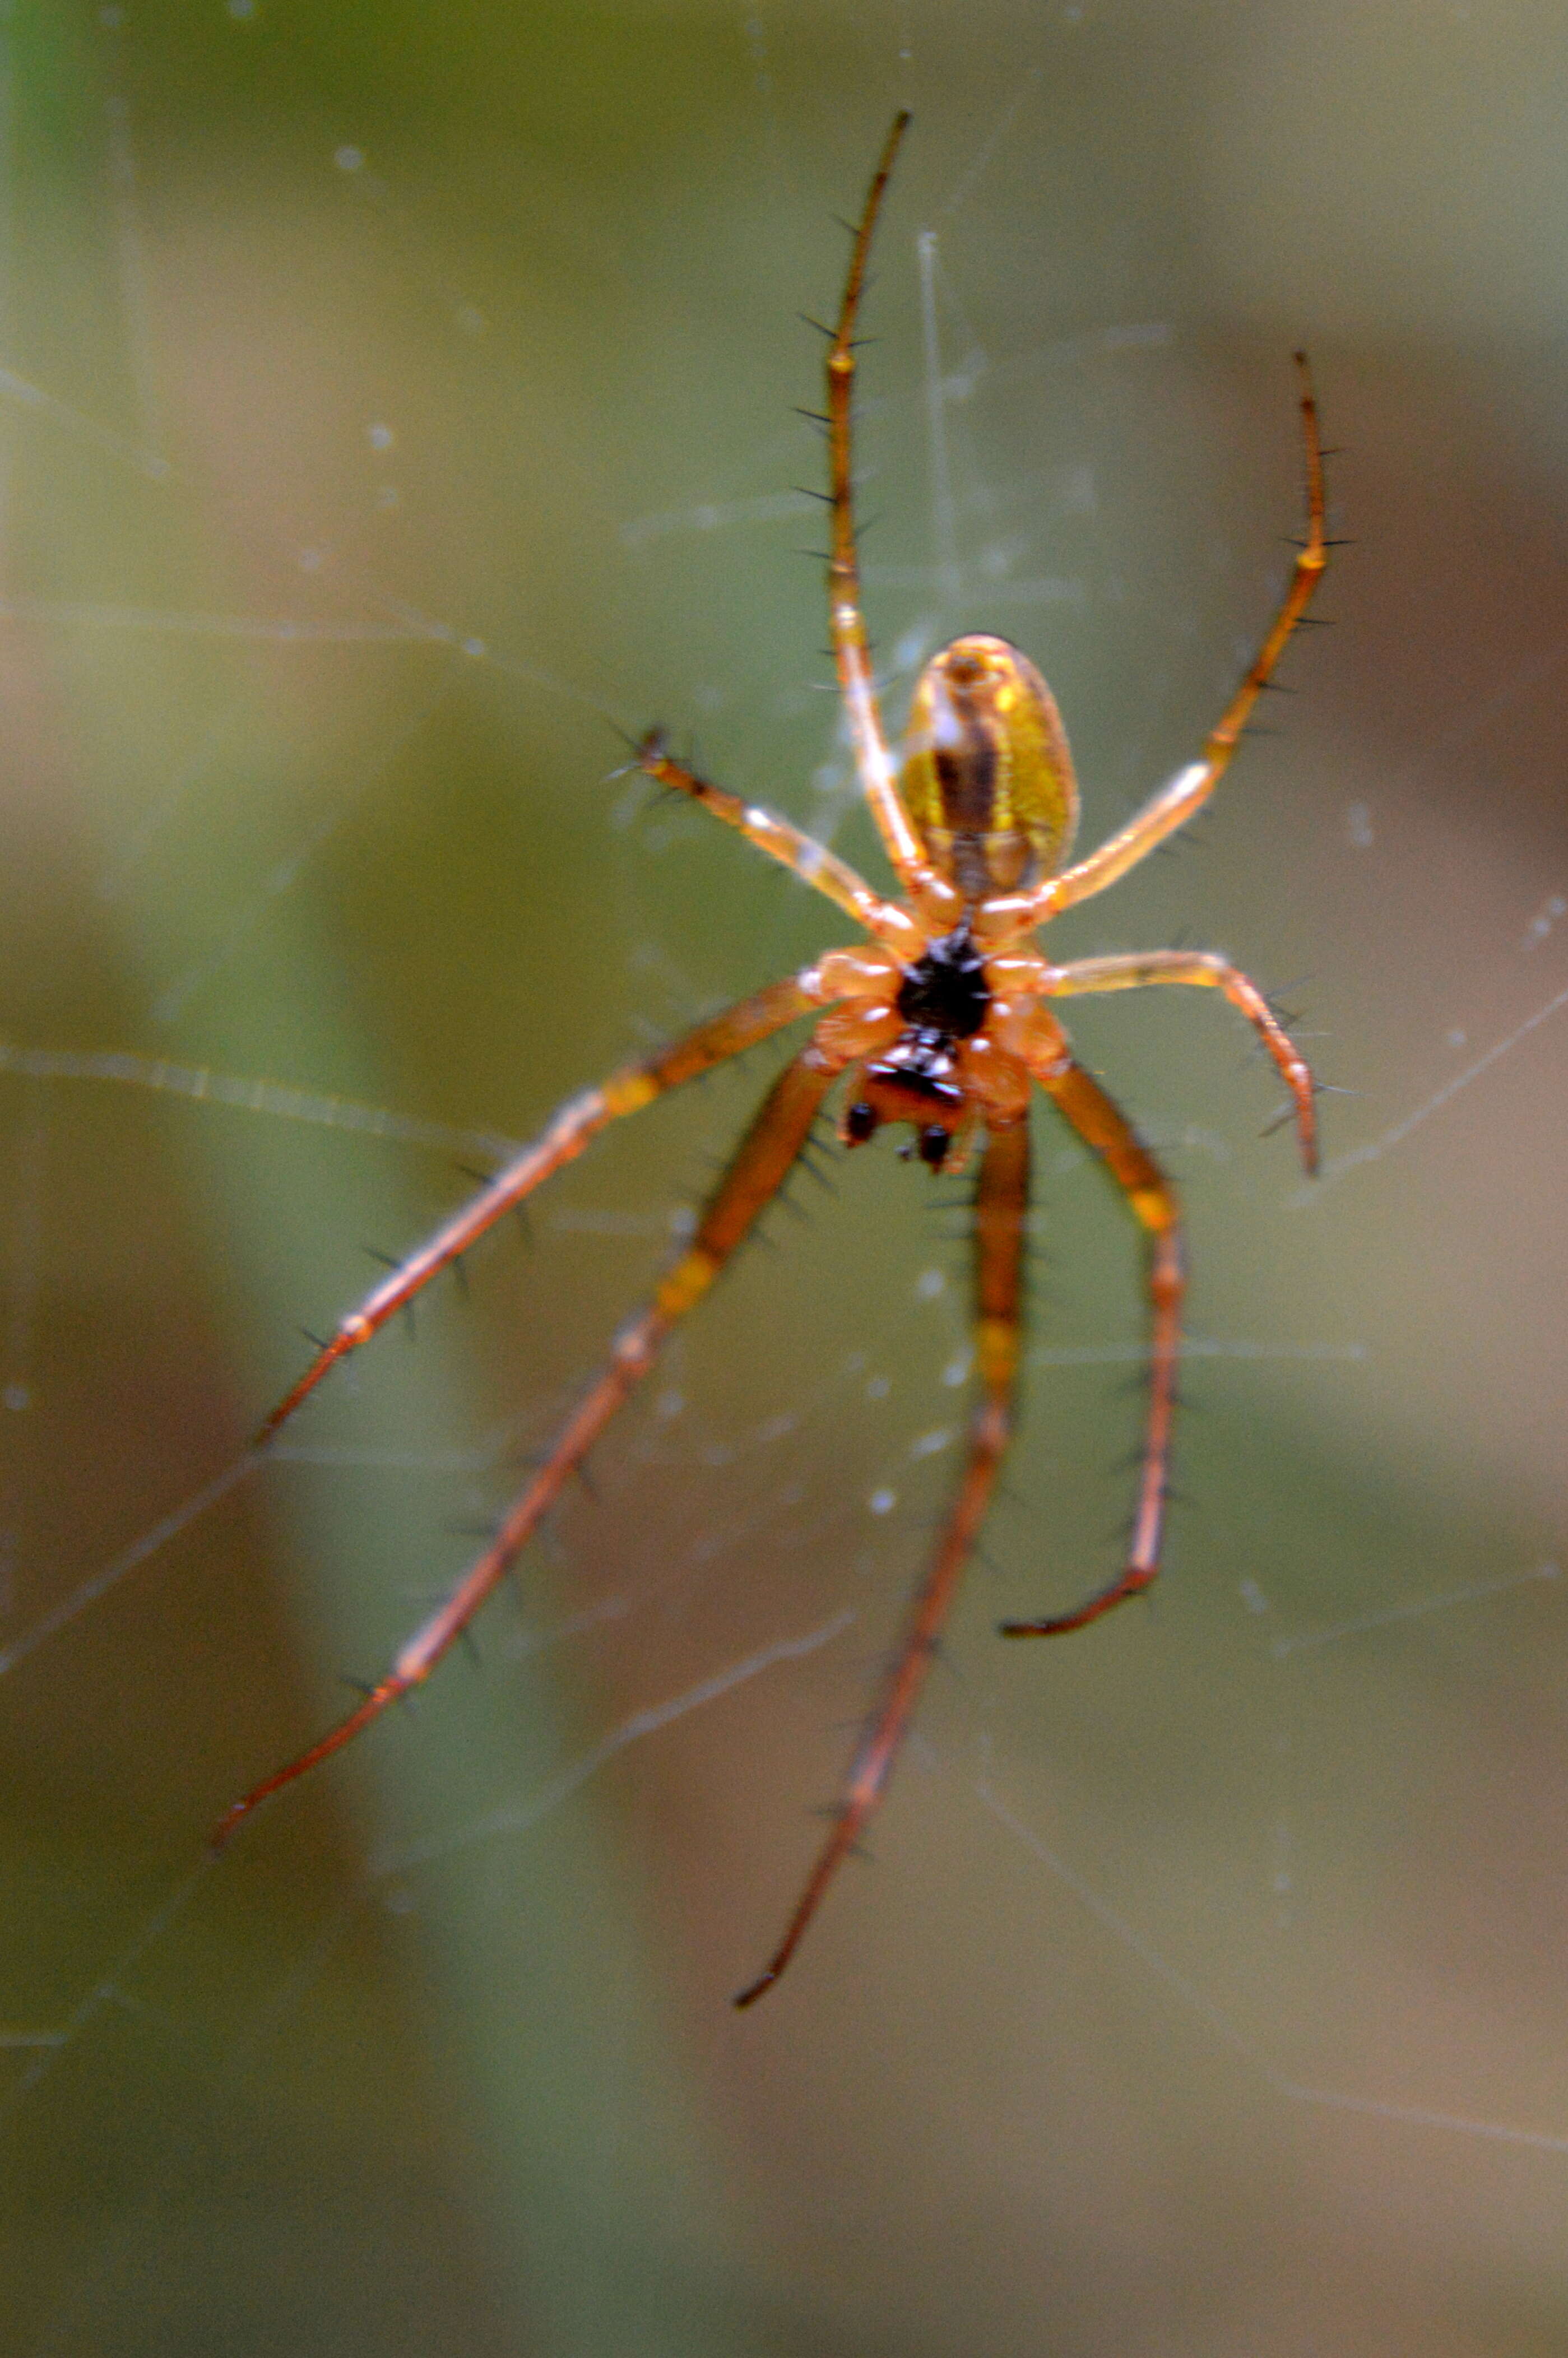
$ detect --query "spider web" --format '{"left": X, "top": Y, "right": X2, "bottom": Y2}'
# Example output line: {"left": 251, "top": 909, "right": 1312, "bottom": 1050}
{"left": 4, "top": 5, "right": 1568, "bottom": 2354}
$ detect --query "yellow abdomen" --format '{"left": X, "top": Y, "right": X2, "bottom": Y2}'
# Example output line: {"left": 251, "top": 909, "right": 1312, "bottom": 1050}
{"left": 899, "top": 633, "right": 1079, "bottom": 901}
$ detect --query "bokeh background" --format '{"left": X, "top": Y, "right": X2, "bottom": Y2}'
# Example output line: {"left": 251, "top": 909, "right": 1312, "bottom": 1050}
{"left": 3, "top": 3, "right": 1568, "bottom": 2352}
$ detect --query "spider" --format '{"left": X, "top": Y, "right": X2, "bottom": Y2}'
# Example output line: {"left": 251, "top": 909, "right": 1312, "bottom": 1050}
{"left": 217, "top": 113, "right": 1327, "bottom": 2007}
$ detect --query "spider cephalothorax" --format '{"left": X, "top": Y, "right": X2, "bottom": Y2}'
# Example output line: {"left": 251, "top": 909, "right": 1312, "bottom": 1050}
{"left": 894, "top": 922, "right": 990, "bottom": 1034}
{"left": 229, "top": 112, "right": 1327, "bottom": 2011}
{"left": 845, "top": 921, "right": 991, "bottom": 1167}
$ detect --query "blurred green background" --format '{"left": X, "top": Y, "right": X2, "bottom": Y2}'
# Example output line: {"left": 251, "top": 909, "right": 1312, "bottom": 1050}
{"left": 3, "top": 2, "right": 1567, "bottom": 2351}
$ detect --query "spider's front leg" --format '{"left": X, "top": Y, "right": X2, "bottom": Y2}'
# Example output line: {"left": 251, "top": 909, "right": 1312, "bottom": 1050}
{"left": 256, "top": 973, "right": 824, "bottom": 1443}
{"left": 734, "top": 1113, "right": 1031, "bottom": 2007}
{"left": 217, "top": 1044, "right": 843, "bottom": 1847}
{"left": 1001, "top": 1039, "right": 1184, "bottom": 1638}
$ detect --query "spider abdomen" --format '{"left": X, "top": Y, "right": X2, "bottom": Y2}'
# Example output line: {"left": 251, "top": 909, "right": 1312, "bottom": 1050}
{"left": 899, "top": 633, "right": 1080, "bottom": 899}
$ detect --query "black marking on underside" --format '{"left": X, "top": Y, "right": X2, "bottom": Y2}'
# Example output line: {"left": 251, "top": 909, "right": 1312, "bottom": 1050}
{"left": 934, "top": 726, "right": 999, "bottom": 834}
{"left": 896, "top": 925, "right": 990, "bottom": 1038}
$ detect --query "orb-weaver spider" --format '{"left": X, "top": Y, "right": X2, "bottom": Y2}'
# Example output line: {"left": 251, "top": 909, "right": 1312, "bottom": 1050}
{"left": 219, "top": 114, "right": 1327, "bottom": 2007}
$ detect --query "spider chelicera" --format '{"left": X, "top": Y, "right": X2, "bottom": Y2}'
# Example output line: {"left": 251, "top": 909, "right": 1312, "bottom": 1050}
{"left": 219, "top": 113, "right": 1328, "bottom": 2007}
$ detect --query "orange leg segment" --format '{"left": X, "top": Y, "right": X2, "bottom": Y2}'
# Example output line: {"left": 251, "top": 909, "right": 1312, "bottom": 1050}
{"left": 256, "top": 974, "right": 820, "bottom": 1443}
{"left": 820, "top": 114, "right": 957, "bottom": 927}
{"left": 1001, "top": 1055, "right": 1184, "bottom": 1638}
{"left": 734, "top": 1113, "right": 1030, "bottom": 2007}
{"left": 216, "top": 1048, "right": 839, "bottom": 1849}
{"left": 635, "top": 734, "right": 919, "bottom": 955}
{"left": 1042, "top": 949, "right": 1318, "bottom": 1173}
{"left": 986, "top": 351, "right": 1328, "bottom": 937}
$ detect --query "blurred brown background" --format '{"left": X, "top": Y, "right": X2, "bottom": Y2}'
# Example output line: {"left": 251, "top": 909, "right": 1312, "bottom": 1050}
{"left": 2, "top": 3, "right": 1567, "bottom": 2352}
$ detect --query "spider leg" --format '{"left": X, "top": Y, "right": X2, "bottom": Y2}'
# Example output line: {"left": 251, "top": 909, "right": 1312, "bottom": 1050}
{"left": 822, "top": 113, "right": 958, "bottom": 929}
{"left": 1042, "top": 949, "right": 1318, "bottom": 1173}
{"left": 734, "top": 1113, "right": 1029, "bottom": 2007}
{"left": 216, "top": 1048, "right": 841, "bottom": 1849}
{"left": 636, "top": 737, "right": 921, "bottom": 958}
{"left": 257, "top": 973, "right": 820, "bottom": 1442}
{"left": 1000, "top": 1055, "right": 1182, "bottom": 1638}
{"left": 985, "top": 354, "right": 1328, "bottom": 936}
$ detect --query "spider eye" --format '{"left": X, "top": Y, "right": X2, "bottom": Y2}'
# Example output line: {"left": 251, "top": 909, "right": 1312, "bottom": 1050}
{"left": 844, "top": 1101, "right": 879, "bottom": 1145}
{"left": 916, "top": 1125, "right": 950, "bottom": 1170}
